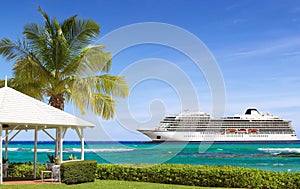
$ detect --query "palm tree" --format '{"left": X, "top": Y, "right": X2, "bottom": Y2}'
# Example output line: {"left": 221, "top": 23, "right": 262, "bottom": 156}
{"left": 0, "top": 7, "right": 128, "bottom": 119}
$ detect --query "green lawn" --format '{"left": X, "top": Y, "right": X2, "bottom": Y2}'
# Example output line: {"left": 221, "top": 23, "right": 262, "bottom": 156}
{"left": 3, "top": 180, "right": 233, "bottom": 189}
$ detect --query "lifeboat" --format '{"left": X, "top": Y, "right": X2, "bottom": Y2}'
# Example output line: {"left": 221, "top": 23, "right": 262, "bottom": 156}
{"left": 226, "top": 128, "right": 237, "bottom": 133}
{"left": 238, "top": 129, "right": 247, "bottom": 133}
{"left": 248, "top": 128, "right": 259, "bottom": 133}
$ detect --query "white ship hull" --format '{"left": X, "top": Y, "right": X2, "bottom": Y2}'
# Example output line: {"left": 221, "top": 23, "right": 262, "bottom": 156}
{"left": 139, "top": 130, "right": 298, "bottom": 142}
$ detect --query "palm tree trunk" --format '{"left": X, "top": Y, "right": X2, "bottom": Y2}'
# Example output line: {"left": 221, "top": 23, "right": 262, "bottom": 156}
{"left": 49, "top": 93, "right": 65, "bottom": 110}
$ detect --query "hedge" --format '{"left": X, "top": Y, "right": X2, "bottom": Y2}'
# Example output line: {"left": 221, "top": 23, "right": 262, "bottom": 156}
{"left": 96, "top": 164, "right": 300, "bottom": 189}
{"left": 6, "top": 163, "right": 300, "bottom": 188}
{"left": 7, "top": 163, "right": 47, "bottom": 178}
{"left": 60, "top": 160, "right": 97, "bottom": 184}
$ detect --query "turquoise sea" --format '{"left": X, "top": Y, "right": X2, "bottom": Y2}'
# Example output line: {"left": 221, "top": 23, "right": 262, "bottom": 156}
{"left": 3, "top": 141, "right": 300, "bottom": 172}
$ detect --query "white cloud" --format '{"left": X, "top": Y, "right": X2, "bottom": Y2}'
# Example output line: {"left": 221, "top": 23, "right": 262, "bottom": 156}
{"left": 221, "top": 36, "right": 300, "bottom": 60}
{"left": 225, "top": 3, "right": 242, "bottom": 11}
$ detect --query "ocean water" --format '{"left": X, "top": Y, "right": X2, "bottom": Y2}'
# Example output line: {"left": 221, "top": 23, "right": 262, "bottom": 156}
{"left": 3, "top": 141, "right": 300, "bottom": 172}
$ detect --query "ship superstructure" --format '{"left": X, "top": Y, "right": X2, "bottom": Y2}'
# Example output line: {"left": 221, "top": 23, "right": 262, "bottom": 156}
{"left": 137, "top": 108, "right": 298, "bottom": 142}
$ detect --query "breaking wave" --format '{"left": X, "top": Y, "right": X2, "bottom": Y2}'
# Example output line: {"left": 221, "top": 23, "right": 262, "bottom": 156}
{"left": 4, "top": 147, "right": 134, "bottom": 153}
{"left": 67, "top": 148, "right": 135, "bottom": 153}
{"left": 258, "top": 148, "right": 300, "bottom": 154}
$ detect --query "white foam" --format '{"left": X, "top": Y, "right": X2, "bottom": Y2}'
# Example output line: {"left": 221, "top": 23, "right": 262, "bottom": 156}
{"left": 257, "top": 163, "right": 269, "bottom": 166}
{"left": 4, "top": 148, "right": 30, "bottom": 152}
{"left": 273, "top": 163, "right": 284, "bottom": 166}
{"left": 66, "top": 148, "right": 135, "bottom": 153}
{"left": 3, "top": 147, "right": 134, "bottom": 153}
{"left": 31, "top": 149, "right": 55, "bottom": 153}
{"left": 7, "top": 148, "right": 19, "bottom": 152}
{"left": 89, "top": 148, "right": 134, "bottom": 153}
{"left": 258, "top": 148, "right": 300, "bottom": 154}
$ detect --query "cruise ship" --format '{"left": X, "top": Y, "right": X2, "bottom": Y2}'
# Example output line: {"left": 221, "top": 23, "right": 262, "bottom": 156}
{"left": 137, "top": 108, "right": 298, "bottom": 142}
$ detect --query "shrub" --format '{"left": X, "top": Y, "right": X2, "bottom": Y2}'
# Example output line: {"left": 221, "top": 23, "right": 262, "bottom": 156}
{"left": 96, "top": 164, "right": 300, "bottom": 189}
{"left": 8, "top": 163, "right": 47, "bottom": 178}
{"left": 60, "top": 160, "right": 97, "bottom": 184}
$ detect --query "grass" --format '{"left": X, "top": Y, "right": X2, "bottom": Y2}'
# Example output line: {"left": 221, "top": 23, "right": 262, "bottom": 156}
{"left": 3, "top": 180, "right": 232, "bottom": 189}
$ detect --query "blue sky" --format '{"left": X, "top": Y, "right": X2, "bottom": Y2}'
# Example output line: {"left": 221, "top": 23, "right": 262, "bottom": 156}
{"left": 1, "top": 0, "right": 300, "bottom": 141}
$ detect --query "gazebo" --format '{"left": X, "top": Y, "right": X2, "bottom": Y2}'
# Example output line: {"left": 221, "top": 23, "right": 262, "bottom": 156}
{"left": 0, "top": 84, "right": 95, "bottom": 184}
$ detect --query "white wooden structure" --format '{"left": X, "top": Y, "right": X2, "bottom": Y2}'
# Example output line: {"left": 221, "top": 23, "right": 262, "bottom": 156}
{"left": 0, "top": 85, "right": 95, "bottom": 184}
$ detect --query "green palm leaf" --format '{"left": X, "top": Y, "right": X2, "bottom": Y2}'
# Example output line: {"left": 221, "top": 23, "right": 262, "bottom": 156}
{"left": 0, "top": 7, "right": 128, "bottom": 119}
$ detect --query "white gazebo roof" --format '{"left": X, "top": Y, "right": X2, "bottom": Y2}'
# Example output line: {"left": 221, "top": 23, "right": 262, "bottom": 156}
{"left": 0, "top": 86, "right": 95, "bottom": 129}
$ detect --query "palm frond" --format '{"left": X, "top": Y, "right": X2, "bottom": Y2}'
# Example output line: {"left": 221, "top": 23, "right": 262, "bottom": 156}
{"left": 60, "top": 48, "right": 88, "bottom": 76}
{"left": 66, "top": 18, "right": 100, "bottom": 50}
{"left": 51, "top": 18, "right": 71, "bottom": 74}
{"left": 90, "top": 93, "right": 115, "bottom": 119}
{"left": 71, "top": 80, "right": 116, "bottom": 119}
{"left": 76, "top": 46, "right": 112, "bottom": 75}
{"left": 96, "top": 74, "right": 129, "bottom": 98}
{"left": 61, "top": 14, "right": 77, "bottom": 41}
{"left": 70, "top": 75, "right": 128, "bottom": 118}
{"left": 11, "top": 78, "right": 45, "bottom": 100}
{"left": 62, "top": 45, "right": 112, "bottom": 77}
{"left": 38, "top": 6, "right": 54, "bottom": 38}
{"left": 0, "top": 38, "right": 29, "bottom": 61}
{"left": 23, "top": 23, "right": 40, "bottom": 42}
{"left": 12, "top": 52, "right": 52, "bottom": 98}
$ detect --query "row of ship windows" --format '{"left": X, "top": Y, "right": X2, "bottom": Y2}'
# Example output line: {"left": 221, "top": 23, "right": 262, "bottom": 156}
{"left": 162, "top": 124, "right": 289, "bottom": 127}
{"left": 163, "top": 126, "right": 292, "bottom": 130}
{"left": 258, "top": 132, "right": 294, "bottom": 134}
{"left": 183, "top": 135, "right": 269, "bottom": 138}
{"left": 166, "top": 130, "right": 293, "bottom": 133}
{"left": 170, "top": 126, "right": 290, "bottom": 129}
{"left": 163, "top": 124, "right": 290, "bottom": 127}
{"left": 163, "top": 119, "right": 286, "bottom": 122}
{"left": 161, "top": 122, "right": 289, "bottom": 126}
{"left": 164, "top": 119, "right": 285, "bottom": 122}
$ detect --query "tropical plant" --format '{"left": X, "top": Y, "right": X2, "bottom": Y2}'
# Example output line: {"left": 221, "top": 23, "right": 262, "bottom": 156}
{"left": 0, "top": 7, "right": 128, "bottom": 119}
{"left": 47, "top": 154, "right": 55, "bottom": 163}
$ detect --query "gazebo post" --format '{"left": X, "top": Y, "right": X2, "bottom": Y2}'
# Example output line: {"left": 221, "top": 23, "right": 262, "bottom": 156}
{"left": 81, "top": 128, "right": 84, "bottom": 160}
{"left": 59, "top": 127, "right": 63, "bottom": 164}
{"left": 5, "top": 130, "right": 8, "bottom": 159}
{"left": 33, "top": 127, "right": 38, "bottom": 179}
{"left": 55, "top": 128, "right": 59, "bottom": 158}
{"left": 0, "top": 124, "right": 3, "bottom": 184}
